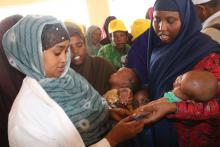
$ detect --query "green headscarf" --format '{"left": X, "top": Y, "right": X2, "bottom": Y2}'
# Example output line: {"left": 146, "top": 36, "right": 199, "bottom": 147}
{"left": 2, "top": 15, "right": 110, "bottom": 146}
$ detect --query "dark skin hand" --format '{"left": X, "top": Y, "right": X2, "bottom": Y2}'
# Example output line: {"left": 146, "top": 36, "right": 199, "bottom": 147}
{"left": 109, "top": 108, "right": 132, "bottom": 121}
{"left": 135, "top": 98, "right": 177, "bottom": 124}
{"left": 106, "top": 116, "right": 145, "bottom": 147}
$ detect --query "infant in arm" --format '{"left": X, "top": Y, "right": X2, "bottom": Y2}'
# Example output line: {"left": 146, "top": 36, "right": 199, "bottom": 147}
{"left": 164, "top": 70, "right": 218, "bottom": 102}
{"left": 103, "top": 67, "right": 149, "bottom": 112}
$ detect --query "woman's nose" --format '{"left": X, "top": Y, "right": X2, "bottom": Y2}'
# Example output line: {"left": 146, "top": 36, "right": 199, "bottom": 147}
{"left": 159, "top": 21, "right": 167, "bottom": 31}
{"left": 60, "top": 52, "right": 67, "bottom": 63}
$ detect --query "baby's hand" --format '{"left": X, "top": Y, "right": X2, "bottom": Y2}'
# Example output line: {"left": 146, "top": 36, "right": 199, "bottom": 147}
{"left": 118, "top": 88, "right": 133, "bottom": 105}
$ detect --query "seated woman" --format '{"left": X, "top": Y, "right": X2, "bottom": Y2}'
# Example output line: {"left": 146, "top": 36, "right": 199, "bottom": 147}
{"left": 0, "top": 14, "right": 24, "bottom": 147}
{"left": 3, "top": 15, "right": 145, "bottom": 147}
{"left": 126, "top": 0, "right": 220, "bottom": 146}
{"left": 98, "top": 19, "right": 130, "bottom": 70}
{"left": 85, "top": 25, "right": 102, "bottom": 56}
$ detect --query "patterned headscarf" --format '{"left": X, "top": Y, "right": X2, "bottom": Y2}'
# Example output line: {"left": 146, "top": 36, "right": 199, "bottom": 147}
{"left": 41, "top": 23, "right": 69, "bottom": 50}
{"left": 85, "top": 25, "right": 102, "bottom": 56}
{"left": 2, "top": 15, "right": 110, "bottom": 146}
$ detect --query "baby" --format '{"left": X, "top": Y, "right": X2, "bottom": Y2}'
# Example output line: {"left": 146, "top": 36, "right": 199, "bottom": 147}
{"left": 103, "top": 67, "right": 149, "bottom": 111}
{"left": 163, "top": 70, "right": 218, "bottom": 102}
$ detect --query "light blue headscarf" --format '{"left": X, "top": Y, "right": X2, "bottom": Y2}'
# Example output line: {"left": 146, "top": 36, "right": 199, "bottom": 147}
{"left": 2, "top": 15, "right": 110, "bottom": 146}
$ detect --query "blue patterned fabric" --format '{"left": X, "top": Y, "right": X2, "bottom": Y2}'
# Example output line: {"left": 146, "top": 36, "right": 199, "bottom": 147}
{"left": 2, "top": 15, "right": 111, "bottom": 146}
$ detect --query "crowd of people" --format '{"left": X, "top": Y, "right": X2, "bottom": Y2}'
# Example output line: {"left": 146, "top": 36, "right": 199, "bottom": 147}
{"left": 0, "top": 0, "right": 220, "bottom": 147}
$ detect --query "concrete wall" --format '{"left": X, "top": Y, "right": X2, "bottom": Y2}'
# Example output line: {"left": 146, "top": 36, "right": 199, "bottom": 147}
{"left": 86, "top": 0, "right": 110, "bottom": 27}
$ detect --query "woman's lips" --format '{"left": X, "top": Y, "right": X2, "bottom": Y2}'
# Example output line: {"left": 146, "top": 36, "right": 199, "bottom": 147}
{"left": 74, "top": 56, "right": 80, "bottom": 62}
{"left": 57, "top": 67, "right": 64, "bottom": 73}
{"left": 160, "top": 34, "right": 169, "bottom": 41}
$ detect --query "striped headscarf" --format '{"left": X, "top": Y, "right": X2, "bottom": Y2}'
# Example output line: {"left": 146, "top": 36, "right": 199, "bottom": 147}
{"left": 2, "top": 15, "right": 110, "bottom": 146}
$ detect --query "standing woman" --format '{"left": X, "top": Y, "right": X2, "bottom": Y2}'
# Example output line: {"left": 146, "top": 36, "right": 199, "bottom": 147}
{"left": 3, "top": 15, "right": 144, "bottom": 147}
{"left": 127, "top": 0, "right": 220, "bottom": 146}
{"left": 85, "top": 25, "right": 102, "bottom": 56}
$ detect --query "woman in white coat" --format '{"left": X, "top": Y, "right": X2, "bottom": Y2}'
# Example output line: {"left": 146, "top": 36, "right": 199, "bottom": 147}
{"left": 3, "top": 15, "right": 145, "bottom": 147}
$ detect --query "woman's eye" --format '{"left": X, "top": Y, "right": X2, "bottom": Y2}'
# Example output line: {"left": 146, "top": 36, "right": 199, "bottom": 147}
{"left": 76, "top": 43, "right": 83, "bottom": 48}
{"left": 167, "top": 17, "right": 175, "bottom": 24}
{"left": 153, "top": 17, "right": 161, "bottom": 23}
{"left": 54, "top": 52, "right": 61, "bottom": 56}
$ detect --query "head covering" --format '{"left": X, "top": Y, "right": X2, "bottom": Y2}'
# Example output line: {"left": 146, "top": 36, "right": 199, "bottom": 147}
{"left": 108, "top": 19, "right": 127, "bottom": 33}
{"left": 64, "top": 21, "right": 83, "bottom": 38}
{"left": 145, "top": 7, "right": 153, "bottom": 20}
{"left": 41, "top": 23, "right": 69, "bottom": 50}
{"left": 2, "top": 15, "right": 110, "bottom": 145}
{"left": 100, "top": 16, "right": 116, "bottom": 45}
{"left": 127, "top": 0, "right": 220, "bottom": 146}
{"left": 192, "top": 0, "right": 211, "bottom": 4}
{"left": 102, "top": 16, "right": 116, "bottom": 37}
{"left": 85, "top": 25, "right": 102, "bottom": 56}
{"left": 0, "top": 14, "right": 24, "bottom": 147}
{"left": 154, "top": 0, "right": 179, "bottom": 11}
{"left": 131, "top": 19, "right": 151, "bottom": 41}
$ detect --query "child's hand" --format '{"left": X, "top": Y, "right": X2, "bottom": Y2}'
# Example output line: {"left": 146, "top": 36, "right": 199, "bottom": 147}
{"left": 118, "top": 88, "right": 133, "bottom": 105}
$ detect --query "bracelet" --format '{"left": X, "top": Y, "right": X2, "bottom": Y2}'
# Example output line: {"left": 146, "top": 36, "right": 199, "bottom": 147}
{"left": 163, "top": 92, "right": 182, "bottom": 103}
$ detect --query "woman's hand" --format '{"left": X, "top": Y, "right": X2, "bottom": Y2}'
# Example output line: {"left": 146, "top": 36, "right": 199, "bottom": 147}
{"left": 135, "top": 99, "right": 177, "bottom": 124}
{"left": 106, "top": 116, "right": 145, "bottom": 147}
{"left": 109, "top": 108, "right": 132, "bottom": 121}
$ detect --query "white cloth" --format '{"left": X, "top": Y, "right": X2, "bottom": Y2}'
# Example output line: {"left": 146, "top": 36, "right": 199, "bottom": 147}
{"left": 8, "top": 77, "right": 111, "bottom": 147}
{"left": 192, "top": 0, "right": 211, "bottom": 5}
{"left": 202, "top": 11, "right": 220, "bottom": 29}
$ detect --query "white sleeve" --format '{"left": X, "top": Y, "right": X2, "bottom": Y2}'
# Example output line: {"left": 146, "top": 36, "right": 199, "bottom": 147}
{"left": 89, "top": 138, "right": 111, "bottom": 147}
{"left": 8, "top": 78, "right": 85, "bottom": 147}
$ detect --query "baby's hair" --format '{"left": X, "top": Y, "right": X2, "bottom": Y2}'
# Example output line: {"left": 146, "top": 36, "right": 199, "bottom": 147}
{"left": 182, "top": 70, "right": 218, "bottom": 102}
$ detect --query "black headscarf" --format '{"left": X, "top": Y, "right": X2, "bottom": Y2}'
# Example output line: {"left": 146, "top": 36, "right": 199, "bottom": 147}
{"left": 100, "top": 16, "right": 116, "bottom": 45}
{"left": 154, "top": 0, "right": 179, "bottom": 11}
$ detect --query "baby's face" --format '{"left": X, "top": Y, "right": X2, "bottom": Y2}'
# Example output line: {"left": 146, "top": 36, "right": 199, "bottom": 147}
{"left": 109, "top": 67, "right": 135, "bottom": 89}
{"left": 172, "top": 75, "right": 189, "bottom": 100}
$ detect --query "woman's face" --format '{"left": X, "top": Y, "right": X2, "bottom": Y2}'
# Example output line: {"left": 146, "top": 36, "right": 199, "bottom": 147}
{"left": 70, "top": 35, "right": 86, "bottom": 66}
{"left": 153, "top": 10, "right": 181, "bottom": 44}
{"left": 111, "top": 31, "right": 128, "bottom": 49}
{"left": 92, "top": 28, "right": 102, "bottom": 45}
{"left": 43, "top": 40, "right": 69, "bottom": 78}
